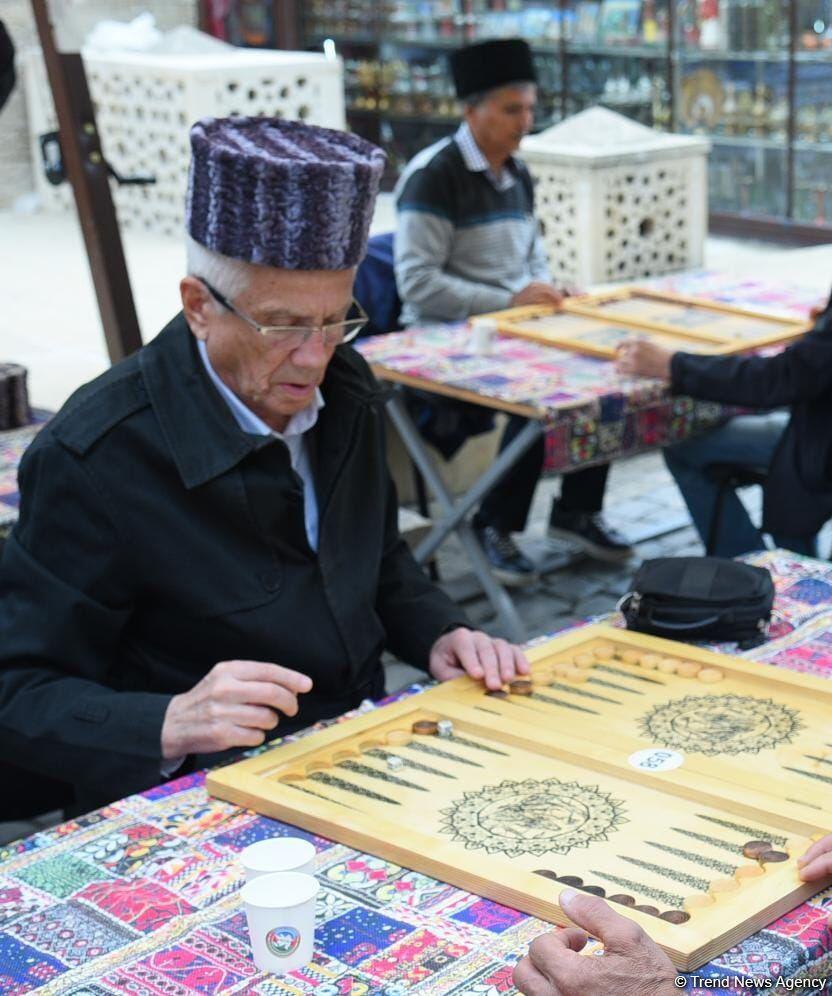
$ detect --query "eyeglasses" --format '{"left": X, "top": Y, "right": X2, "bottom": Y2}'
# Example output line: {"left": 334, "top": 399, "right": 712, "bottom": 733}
{"left": 199, "top": 278, "right": 368, "bottom": 347}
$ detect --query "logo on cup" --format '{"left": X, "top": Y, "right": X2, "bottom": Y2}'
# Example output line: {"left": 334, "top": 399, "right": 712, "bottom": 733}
{"left": 266, "top": 925, "right": 301, "bottom": 957}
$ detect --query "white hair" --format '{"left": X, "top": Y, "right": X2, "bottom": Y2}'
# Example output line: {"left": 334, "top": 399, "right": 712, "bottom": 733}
{"left": 185, "top": 233, "right": 253, "bottom": 309}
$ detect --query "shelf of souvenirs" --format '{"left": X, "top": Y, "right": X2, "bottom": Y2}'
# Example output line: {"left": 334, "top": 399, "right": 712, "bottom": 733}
{"left": 794, "top": 139, "right": 832, "bottom": 152}
{"left": 566, "top": 42, "right": 668, "bottom": 57}
{"left": 347, "top": 105, "right": 458, "bottom": 124}
{"left": 345, "top": 99, "right": 562, "bottom": 124}
{"left": 677, "top": 48, "right": 832, "bottom": 61}
{"left": 676, "top": 48, "right": 789, "bottom": 60}
{"left": 307, "top": 30, "right": 563, "bottom": 55}
{"left": 682, "top": 129, "right": 832, "bottom": 148}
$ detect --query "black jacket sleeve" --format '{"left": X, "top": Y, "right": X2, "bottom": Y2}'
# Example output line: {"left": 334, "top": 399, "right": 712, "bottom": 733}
{"left": 0, "top": 437, "right": 171, "bottom": 800}
{"left": 671, "top": 304, "right": 832, "bottom": 408}
{"left": 374, "top": 466, "right": 469, "bottom": 673}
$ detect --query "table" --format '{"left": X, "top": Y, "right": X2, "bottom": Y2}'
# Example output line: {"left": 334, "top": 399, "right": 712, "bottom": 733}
{"left": 0, "top": 422, "right": 44, "bottom": 541}
{"left": 360, "top": 326, "right": 741, "bottom": 641}
{"left": 357, "top": 274, "right": 823, "bottom": 642}
{"left": 2, "top": 549, "right": 831, "bottom": 995}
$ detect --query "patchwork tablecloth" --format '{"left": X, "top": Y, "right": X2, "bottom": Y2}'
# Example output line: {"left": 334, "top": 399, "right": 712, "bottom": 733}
{"left": 358, "top": 273, "right": 823, "bottom": 475}
{"left": 2, "top": 550, "right": 831, "bottom": 995}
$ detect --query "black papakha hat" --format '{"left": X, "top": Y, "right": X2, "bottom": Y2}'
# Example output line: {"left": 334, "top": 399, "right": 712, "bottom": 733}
{"left": 449, "top": 38, "right": 537, "bottom": 100}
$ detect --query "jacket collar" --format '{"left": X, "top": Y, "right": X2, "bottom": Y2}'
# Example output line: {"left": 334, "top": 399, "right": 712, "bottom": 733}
{"left": 139, "top": 313, "right": 381, "bottom": 490}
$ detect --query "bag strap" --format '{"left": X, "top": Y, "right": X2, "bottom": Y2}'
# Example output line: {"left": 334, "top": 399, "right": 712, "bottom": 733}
{"left": 643, "top": 611, "right": 722, "bottom": 632}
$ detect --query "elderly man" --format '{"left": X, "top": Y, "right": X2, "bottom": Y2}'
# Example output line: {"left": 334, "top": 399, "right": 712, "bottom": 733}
{"left": 0, "top": 118, "right": 527, "bottom": 818}
{"left": 513, "top": 835, "right": 832, "bottom": 995}
{"left": 615, "top": 292, "right": 832, "bottom": 557}
{"left": 394, "top": 39, "right": 632, "bottom": 587}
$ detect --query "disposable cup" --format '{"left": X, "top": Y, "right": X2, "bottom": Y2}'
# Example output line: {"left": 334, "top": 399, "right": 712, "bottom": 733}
{"left": 242, "top": 870, "right": 319, "bottom": 974}
{"left": 240, "top": 836, "right": 316, "bottom": 882}
{"left": 468, "top": 317, "right": 496, "bottom": 355}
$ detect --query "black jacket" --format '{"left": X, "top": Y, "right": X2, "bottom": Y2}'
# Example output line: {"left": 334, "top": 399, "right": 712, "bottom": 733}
{"left": 671, "top": 295, "right": 832, "bottom": 537}
{"left": 0, "top": 315, "right": 465, "bottom": 809}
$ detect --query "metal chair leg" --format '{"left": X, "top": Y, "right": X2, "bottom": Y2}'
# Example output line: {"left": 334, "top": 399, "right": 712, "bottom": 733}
{"left": 412, "top": 461, "right": 439, "bottom": 581}
{"left": 706, "top": 479, "right": 731, "bottom": 556}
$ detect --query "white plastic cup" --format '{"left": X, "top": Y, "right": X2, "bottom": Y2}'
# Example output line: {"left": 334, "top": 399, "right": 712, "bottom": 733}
{"left": 242, "top": 870, "right": 319, "bottom": 974}
{"left": 468, "top": 317, "right": 497, "bottom": 355}
{"left": 240, "top": 836, "right": 316, "bottom": 883}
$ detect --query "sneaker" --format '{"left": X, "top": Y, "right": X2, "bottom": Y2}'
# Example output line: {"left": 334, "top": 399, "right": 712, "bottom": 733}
{"left": 473, "top": 525, "right": 540, "bottom": 587}
{"left": 547, "top": 509, "right": 634, "bottom": 563}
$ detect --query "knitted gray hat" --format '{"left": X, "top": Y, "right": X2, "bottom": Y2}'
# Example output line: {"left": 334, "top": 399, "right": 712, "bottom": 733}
{"left": 186, "top": 117, "right": 387, "bottom": 270}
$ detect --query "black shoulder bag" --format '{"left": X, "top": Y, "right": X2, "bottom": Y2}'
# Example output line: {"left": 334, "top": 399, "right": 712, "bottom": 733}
{"left": 618, "top": 557, "right": 774, "bottom": 648}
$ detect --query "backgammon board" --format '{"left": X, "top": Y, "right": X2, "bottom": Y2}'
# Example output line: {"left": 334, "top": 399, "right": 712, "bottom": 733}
{"left": 477, "top": 287, "right": 807, "bottom": 360}
{"left": 207, "top": 625, "right": 832, "bottom": 970}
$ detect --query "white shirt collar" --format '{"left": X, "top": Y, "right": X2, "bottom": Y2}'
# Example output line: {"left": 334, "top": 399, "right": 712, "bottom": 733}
{"left": 197, "top": 339, "right": 324, "bottom": 439}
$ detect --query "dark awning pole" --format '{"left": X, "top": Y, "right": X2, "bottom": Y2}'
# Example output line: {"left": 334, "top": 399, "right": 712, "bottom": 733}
{"left": 30, "top": 0, "right": 143, "bottom": 363}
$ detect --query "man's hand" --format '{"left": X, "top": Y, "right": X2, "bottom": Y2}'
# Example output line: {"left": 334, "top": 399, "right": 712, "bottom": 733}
{"left": 615, "top": 339, "right": 673, "bottom": 381}
{"left": 511, "top": 282, "right": 564, "bottom": 308}
{"left": 513, "top": 889, "right": 677, "bottom": 996}
{"left": 428, "top": 627, "right": 530, "bottom": 691}
{"left": 798, "top": 834, "right": 832, "bottom": 881}
{"left": 161, "top": 660, "right": 313, "bottom": 759}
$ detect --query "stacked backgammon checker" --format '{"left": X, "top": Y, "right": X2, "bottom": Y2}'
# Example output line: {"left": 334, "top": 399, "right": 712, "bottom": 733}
{"left": 0, "top": 364, "right": 30, "bottom": 430}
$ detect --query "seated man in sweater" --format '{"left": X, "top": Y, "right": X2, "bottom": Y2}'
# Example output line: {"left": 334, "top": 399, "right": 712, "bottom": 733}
{"left": 394, "top": 39, "right": 632, "bottom": 587}
{"left": 0, "top": 117, "right": 528, "bottom": 819}
{"left": 615, "top": 295, "right": 832, "bottom": 557}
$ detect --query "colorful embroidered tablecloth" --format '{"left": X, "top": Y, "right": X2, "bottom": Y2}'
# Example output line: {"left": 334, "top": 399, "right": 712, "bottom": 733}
{"left": 0, "top": 423, "right": 42, "bottom": 537}
{"left": 358, "top": 273, "right": 823, "bottom": 476}
{"left": 2, "top": 549, "right": 831, "bottom": 995}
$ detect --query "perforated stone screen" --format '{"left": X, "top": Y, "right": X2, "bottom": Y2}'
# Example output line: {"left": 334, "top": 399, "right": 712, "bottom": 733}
{"left": 22, "top": 48, "right": 345, "bottom": 238}
{"left": 521, "top": 108, "right": 709, "bottom": 288}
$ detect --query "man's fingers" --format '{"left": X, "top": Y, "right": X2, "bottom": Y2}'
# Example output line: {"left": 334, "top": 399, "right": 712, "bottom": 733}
{"left": 227, "top": 724, "right": 268, "bottom": 748}
{"left": 216, "top": 660, "right": 313, "bottom": 693}
{"left": 449, "top": 629, "right": 484, "bottom": 680}
{"left": 529, "top": 927, "right": 588, "bottom": 961}
{"left": 493, "top": 638, "right": 519, "bottom": 683}
{"left": 799, "top": 852, "right": 832, "bottom": 882}
{"left": 226, "top": 703, "right": 281, "bottom": 731}
{"left": 798, "top": 835, "right": 832, "bottom": 867}
{"left": 231, "top": 679, "right": 301, "bottom": 717}
{"left": 559, "top": 888, "right": 644, "bottom": 951}
{"left": 472, "top": 633, "right": 502, "bottom": 690}
{"left": 513, "top": 956, "right": 561, "bottom": 996}
{"left": 514, "top": 645, "right": 531, "bottom": 675}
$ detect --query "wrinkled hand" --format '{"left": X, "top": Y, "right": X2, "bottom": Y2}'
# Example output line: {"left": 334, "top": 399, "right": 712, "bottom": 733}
{"left": 798, "top": 834, "right": 832, "bottom": 881}
{"left": 161, "top": 660, "right": 313, "bottom": 758}
{"left": 511, "top": 281, "right": 564, "bottom": 308}
{"left": 513, "top": 889, "right": 677, "bottom": 996}
{"left": 615, "top": 339, "right": 673, "bottom": 381}
{"left": 428, "top": 627, "right": 530, "bottom": 691}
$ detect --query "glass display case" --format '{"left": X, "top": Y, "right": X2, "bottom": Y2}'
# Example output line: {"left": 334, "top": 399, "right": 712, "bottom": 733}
{"left": 202, "top": 0, "right": 832, "bottom": 238}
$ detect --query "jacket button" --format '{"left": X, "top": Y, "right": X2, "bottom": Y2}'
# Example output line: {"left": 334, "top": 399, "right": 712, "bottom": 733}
{"left": 258, "top": 569, "right": 280, "bottom": 592}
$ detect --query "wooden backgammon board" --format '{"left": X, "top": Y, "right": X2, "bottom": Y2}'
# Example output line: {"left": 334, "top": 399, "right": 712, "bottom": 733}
{"left": 478, "top": 287, "right": 807, "bottom": 360}
{"left": 207, "top": 625, "right": 832, "bottom": 970}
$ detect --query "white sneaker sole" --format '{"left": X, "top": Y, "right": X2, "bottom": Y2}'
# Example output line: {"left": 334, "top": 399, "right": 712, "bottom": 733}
{"left": 547, "top": 526, "right": 634, "bottom": 564}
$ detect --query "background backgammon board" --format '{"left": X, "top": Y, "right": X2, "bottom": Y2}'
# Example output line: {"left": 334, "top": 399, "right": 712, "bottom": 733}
{"left": 478, "top": 287, "right": 807, "bottom": 359}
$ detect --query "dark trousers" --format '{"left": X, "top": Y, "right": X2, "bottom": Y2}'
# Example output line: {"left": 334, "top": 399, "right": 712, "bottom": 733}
{"left": 0, "top": 761, "right": 75, "bottom": 823}
{"left": 473, "top": 415, "right": 610, "bottom": 533}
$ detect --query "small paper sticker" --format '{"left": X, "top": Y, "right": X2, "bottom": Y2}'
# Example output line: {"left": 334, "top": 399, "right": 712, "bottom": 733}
{"left": 266, "top": 925, "right": 301, "bottom": 957}
{"left": 628, "top": 748, "right": 684, "bottom": 772}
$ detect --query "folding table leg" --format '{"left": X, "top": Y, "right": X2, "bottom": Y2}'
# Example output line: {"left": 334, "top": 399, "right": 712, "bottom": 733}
{"left": 385, "top": 388, "right": 544, "bottom": 643}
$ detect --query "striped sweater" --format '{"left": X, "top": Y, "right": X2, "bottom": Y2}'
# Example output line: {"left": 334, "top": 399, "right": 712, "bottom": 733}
{"left": 393, "top": 124, "right": 551, "bottom": 326}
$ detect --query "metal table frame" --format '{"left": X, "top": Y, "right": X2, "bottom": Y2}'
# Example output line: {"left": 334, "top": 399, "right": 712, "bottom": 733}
{"left": 385, "top": 386, "right": 544, "bottom": 642}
